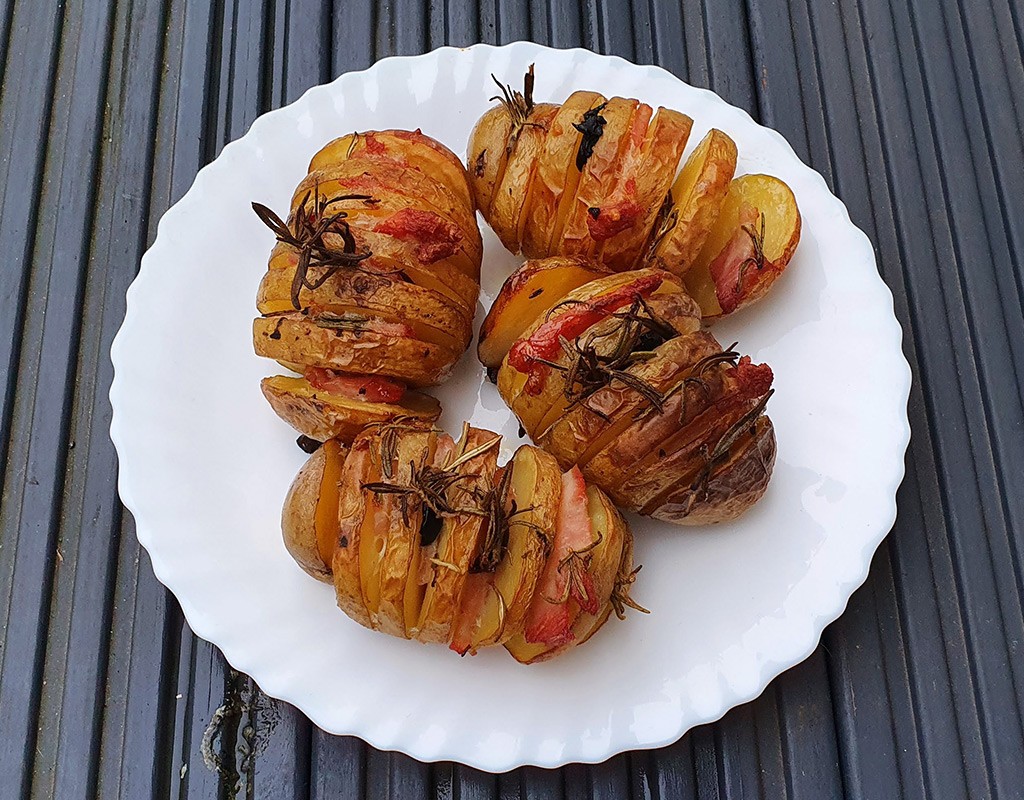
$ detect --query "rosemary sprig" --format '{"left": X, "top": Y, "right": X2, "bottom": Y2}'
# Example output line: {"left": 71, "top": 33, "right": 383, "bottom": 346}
{"left": 688, "top": 388, "right": 774, "bottom": 501}
{"left": 471, "top": 466, "right": 547, "bottom": 573}
{"left": 548, "top": 533, "right": 603, "bottom": 607}
{"left": 312, "top": 311, "right": 369, "bottom": 332}
{"left": 538, "top": 295, "right": 679, "bottom": 418}
{"left": 252, "top": 184, "right": 374, "bottom": 310}
{"left": 490, "top": 64, "right": 540, "bottom": 156}
{"left": 611, "top": 563, "right": 649, "bottom": 619}
{"left": 733, "top": 213, "right": 767, "bottom": 296}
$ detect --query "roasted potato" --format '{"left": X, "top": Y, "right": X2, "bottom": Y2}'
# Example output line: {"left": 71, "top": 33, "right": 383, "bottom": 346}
{"left": 253, "top": 314, "right": 458, "bottom": 388}
{"left": 253, "top": 128, "right": 480, "bottom": 439}
{"left": 682, "top": 174, "right": 802, "bottom": 317}
{"left": 261, "top": 374, "right": 440, "bottom": 443}
{"left": 488, "top": 259, "right": 776, "bottom": 525}
{"left": 281, "top": 422, "right": 642, "bottom": 661}
{"left": 281, "top": 439, "right": 347, "bottom": 582}
{"left": 465, "top": 72, "right": 799, "bottom": 301}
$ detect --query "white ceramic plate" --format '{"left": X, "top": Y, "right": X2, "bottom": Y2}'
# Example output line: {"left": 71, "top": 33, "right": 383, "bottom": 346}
{"left": 110, "top": 43, "right": 911, "bottom": 771}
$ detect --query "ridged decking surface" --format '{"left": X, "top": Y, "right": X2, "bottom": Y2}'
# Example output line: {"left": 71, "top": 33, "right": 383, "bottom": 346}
{"left": 1, "top": 1, "right": 1022, "bottom": 797}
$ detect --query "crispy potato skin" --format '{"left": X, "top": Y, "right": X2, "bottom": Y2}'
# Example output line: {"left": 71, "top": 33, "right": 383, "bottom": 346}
{"left": 281, "top": 446, "right": 333, "bottom": 582}
{"left": 467, "top": 105, "right": 515, "bottom": 215}
{"left": 253, "top": 314, "right": 457, "bottom": 387}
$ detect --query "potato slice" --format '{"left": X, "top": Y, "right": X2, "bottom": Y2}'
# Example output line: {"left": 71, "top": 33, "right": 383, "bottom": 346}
{"left": 644, "top": 129, "right": 737, "bottom": 276}
{"left": 683, "top": 174, "right": 801, "bottom": 317}
{"left": 281, "top": 439, "right": 347, "bottom": 582}
{"left": 496, "top": 268, "right": 684, "bottom": 438}
{"left": 504, "top": 484, "right": 628, "bottom": 663}
{"left": 536, "top": 331, "right": 721, "bottom": 470}
{"left": 587, "top": 354, "right": 773, "bottom": 512}
{"left": 292, "top": 161, "right": 479, "bottom": 251}
{"left": 309, "top": 129, "right": 471, "bottom": 208}
{"left": 262, "top": 371, "right": 439, "bottom": 447}
{"left": 558, "top": 97, "right": 644, "bottom": 259}
{"left": 451, "top": 445, "right": 561, "bottom": 652}
{"left": 467, "top": 105, "right": 515, "bottom": 215}
{"left": 265, "top": 240, "right": 479, "bottom": 319}
{"left": 363, "top": 428, "right": 437, "bottom": 636}
{"left": 596, "top": 108, "right": 693, "bottom": 272}
{"left": 253, "top": 313, "right": 459, "bottom": 387}
{"left": 402, "top": 432, "right": 453, "bottom": 633}
{"left": 412, "top": 427, "right": 501, "bottom": 644}
{"left": 489, "top": 103, "right": 559, "bottom": 253}
{"left": 477, "top": 257, "right": 609, "bottom": 370}
{"left": 648, "top": 415, "right": 776, "bottom": 524}
{"left": 520, "top": 91, "right": 606, "bottom": 258}
{"left": 332, "top": 433, "right": 375, "bottom": 629}
{"left": 257, "top": 266, "right": 473, "bottom": 351}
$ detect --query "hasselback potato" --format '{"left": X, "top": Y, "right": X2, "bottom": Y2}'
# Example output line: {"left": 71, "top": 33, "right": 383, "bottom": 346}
{"left": 467, "top": 70, "right": 801, "bottom": 318}
{"left": 281, "top": 420, "right": 645, "bottom": 663}
{"left": 480, "top": 258, "right": 777, "bottom": 525}
{"left": 252, "top": 129, "right": 481, "bottom": 441}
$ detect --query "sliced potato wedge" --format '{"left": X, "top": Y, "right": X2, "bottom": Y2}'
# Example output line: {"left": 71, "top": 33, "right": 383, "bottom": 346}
{"left": 332, "top": 433, "right": 375, "bottom": 629}
{"left": 683, "top": 173, "right": 801, "bottom": 318}
{"left": 253, "top": 313, "right": 458, "bottom": 387}
{"left": 596, "top": 108, "right": 693, "bottom": 271}
{"left": 644, "top": 129, "right": 737, "bottom": 276}
{"left": 520, "top": 91, "right": 606, "bottom": 258}
{"left": 489, "top": 103, "right": 559, "bottom": 253}
{"left": 412, "top": 427, "right": 501, "bottom": 644}
{"left": 467, "top": 105, "right": 515, "bottom": 215}
{"left": 309, "top": 129, "right": 471, "bottom": 208}
{"left": 281, "top": 439, "right": 348, "bottom": 582}
{"left": 477, "top": 257, "right": 609, "bottom": 370}
{"left": 558, "top": 97, "right": 642, "bottom": 259}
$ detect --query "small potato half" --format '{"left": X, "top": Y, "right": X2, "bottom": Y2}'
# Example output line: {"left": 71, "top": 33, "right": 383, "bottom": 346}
{"left": 682, "top": 173, "right": 802, "bottom": 318}
{"left": 281, "top": 439, "right": 348, "bottom": 582}
{"left": 643, "top": 128, "right": 737, "bottom": 276}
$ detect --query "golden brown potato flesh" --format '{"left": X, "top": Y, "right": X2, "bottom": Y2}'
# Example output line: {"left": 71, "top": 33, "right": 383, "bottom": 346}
{"left": 683, "top": 173, "right": 802, "bottom": 317}
{"left": 281, "top": 440, "right": 346, "bottom": 582}
{"left": 489, "top": 103, "right": 559, "bottom": 253}
{"left": 412, "top": 427, "right": 501, "bottom": 644}
{"left": 332, "top": 432, "right": 375, "bottom": 629}
{"left": 558, "top": 97, "right": 643, "bottom": 259}
{"left": 309, "top": 129, "right": 472, "bottom": 209}
{"left": 477, "top": 257, "right": 610, "bottom": 370}
{"left": 643, "top": 129, "right": 737, "bottom": 276}
{"left": 520, "top": 91, "right": 606, "bottom": 258}
{"left": 595, "top": 108, "right": 693, "bottom": 272}
{"left": 253, "top": 314, "right": 458, "bottom": 388}
{"left": 260, "top": 375, "right": 440, "bottom": 444}
{"left": 504, "top": 484, "right": 628, "bottom": 663}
